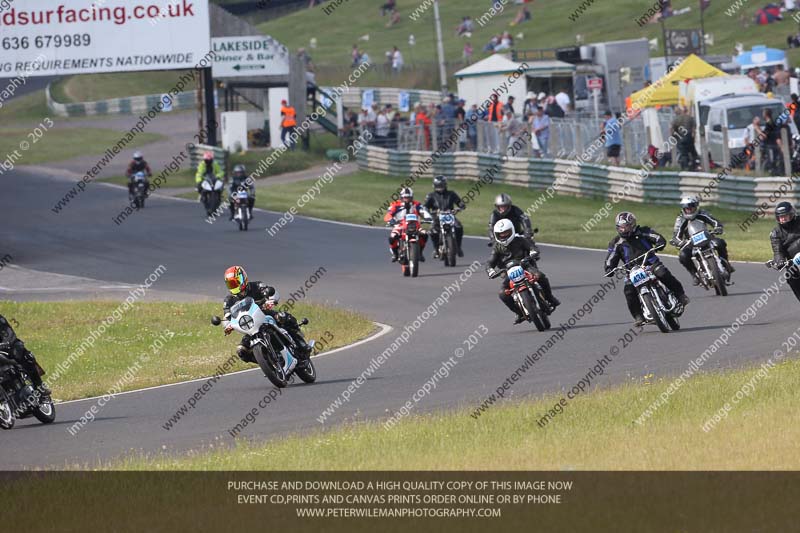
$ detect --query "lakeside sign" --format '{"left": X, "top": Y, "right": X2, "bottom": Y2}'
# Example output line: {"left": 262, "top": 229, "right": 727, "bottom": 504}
{"left": 0, "top": 0, "right": 211, "bottom": 77}
{"left": 211, "top": 36, "right": 289, "bottom": 78}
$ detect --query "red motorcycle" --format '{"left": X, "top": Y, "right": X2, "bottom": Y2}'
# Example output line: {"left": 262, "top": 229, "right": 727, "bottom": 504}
{"left": 389, "top": 213, "right": 427, "bottom": 277}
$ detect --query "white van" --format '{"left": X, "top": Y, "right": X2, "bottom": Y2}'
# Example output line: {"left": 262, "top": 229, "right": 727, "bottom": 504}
{"left": 705, "top": 95, "right": 795, "bottom": 165}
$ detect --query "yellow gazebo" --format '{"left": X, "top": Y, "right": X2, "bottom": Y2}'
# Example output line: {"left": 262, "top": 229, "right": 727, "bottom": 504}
{"left": 628, "top": 54, "right": 727, "bottom": 109}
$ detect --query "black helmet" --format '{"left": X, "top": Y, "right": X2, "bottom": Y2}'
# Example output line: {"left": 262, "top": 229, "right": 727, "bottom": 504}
{"left": 494, "top": 193, "right": 512, "bottom": 214}
{"left": 433, "top": 175, "right": 447, "bottom": 193}
{"left": 775, "top": 201, "right": 796, "bottom": 227}
{"left": 615, "top": 211, "right": 638, "bottom": 238}
{"left": 233, "top": 164, "right": 246, "bottom": 179}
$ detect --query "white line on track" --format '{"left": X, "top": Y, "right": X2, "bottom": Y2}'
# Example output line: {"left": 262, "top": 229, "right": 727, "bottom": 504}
{"left": 57, "top": 321, "right": 393, "bottom": 405}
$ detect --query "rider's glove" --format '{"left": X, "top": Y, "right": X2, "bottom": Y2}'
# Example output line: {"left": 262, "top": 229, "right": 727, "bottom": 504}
{"left": 388, "top": 218, "right": 397, "bottom": 226}
{"left": 486, "top": 267, "right": 497, "bottom": 278}
{"left": 224, "top": 325, "right": 233, "bottom": 336}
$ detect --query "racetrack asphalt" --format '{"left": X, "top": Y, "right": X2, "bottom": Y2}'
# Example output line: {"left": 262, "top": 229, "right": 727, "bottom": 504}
{"left": 0, "top": 166, "right": 796, "bottom": 469}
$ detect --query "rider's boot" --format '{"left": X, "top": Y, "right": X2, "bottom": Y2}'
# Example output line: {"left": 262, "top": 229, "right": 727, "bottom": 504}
{"left": 679, "top": 293, "right": 690, "bottom": 306}
{"left": 633, "top": 315, "right": 646, "bottom": 327}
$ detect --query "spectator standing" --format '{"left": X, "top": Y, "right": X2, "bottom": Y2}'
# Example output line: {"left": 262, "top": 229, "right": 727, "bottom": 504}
{"left": 671, "top": 107, "right": 696, "bottom": 170}
{"left": 280, "top": 99, "right": 298, "bottom": 151}
{"left": 531, "top": 106, "right": 551, "bottom": 157}
{"left": 485, "top": 93, "right": 504, "bottom": 153}
{"left": 375, "top": 109, "right": 390, "bottom": 146}
{"left": 544, "top": 95, "right": 564, "bottom": 118}
{"left": 503, "top": 95, "right": 515, "bottom": 115}
{"left": 415, "top": 104, "right": 432, "bottom": 150}
{"left": 463, "top": 42, "right": 474, "bottom": 64}
{"left": 523, "top": 91, "right": 538, "bottom": 119}
{"left": 762, "top": 108, "right": 783, "bottom": 174}
{"left": 774, "top": 64, "right": 790, "bottom": 86}
{"left": 745, "top": 116, "right": 763, "bottom": 170}
{"left": 466, "top": 104, "right": 480, "bottom": 151}
{"left": 455, "top": 99, "right": 467, "bottom": 149}
{"left": 555, "top": 89, "right": 571, "bottom": 115}
{"left": 392, "top": 46, "right": 404, "bottom": 73}
{"left": 503, "top": 109, "right": 526, "bottom": 156}
{"left": 602, "top": 110, "right": 622, "bottom": 165}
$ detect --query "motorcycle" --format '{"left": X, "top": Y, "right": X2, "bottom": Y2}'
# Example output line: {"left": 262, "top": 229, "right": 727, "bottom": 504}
{"left": 606, "top": 246, "right": 683, "bottom": 333}
{"left": 200, "top": 172, "right": 224, "bottom": 217}
{"left": 0, "top": 349, "right": 55, "bottom": 429}
{"left": 130, "top": 171, "right": 148, "bottom": 209}
{"left": 211, "top": 297, "right": 316, "bottom": 388}
{"left": 488, "top": 257, "right": 552, "bottom": 332}
{"left": 677, "top": 220, "right": 731, "bottom": 296}
{"left": 388, "top": 212, "right": 430, "bottom": 278}
{"left": 232, "top": 189, "right": 251, "bottom": 231}
{"left": 766, "top": 251, "right": 800, "bottom": 273}
{"left": 436, "top": 209, "right": 461, "bottom": 267}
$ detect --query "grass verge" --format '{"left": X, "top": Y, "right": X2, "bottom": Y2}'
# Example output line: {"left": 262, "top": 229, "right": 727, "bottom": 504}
{"left": 253, "top": 171, "right": 774, "bottom": 262}
{"left": 113, "top": 355, "right": 799, "bottom": 470}
{"left": 0, "top": 128, "right": 163, "bottom": 165}
{"left": 49, "top": 70, "right": 196, "bottom": 103}
{"left": 0, "top": 300, "right": 375, "bottom": 401}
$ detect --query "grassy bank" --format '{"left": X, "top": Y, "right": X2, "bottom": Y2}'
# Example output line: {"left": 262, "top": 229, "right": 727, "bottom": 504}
{"left": 0, "top": 128, "right": 163, "bottom": 165}
{"left": 49, "top": 70, "right": 195, "bottom": 103}
{"left": 114, "top": 354, "right": 799, "bottom": 470}
{"left": 0, "top": 301, "right": 375, "bottom": 401}
{"left": 253, "top": 171, "right": 774, "bottom": 262}
{"left": 100, "top": 134, "right": 339, "bottom": 189}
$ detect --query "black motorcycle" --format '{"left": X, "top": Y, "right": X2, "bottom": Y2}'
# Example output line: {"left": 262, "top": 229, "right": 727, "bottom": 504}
{"left": 130, "top": 171, "right": 148, "bottom": 209}
{"left": 436, "top": 209, "right": 461, "bottom": 267}
{"left": 676, "top": 219, "right": 731, "bottom": 296}
{"left": 0, "top": 349, "right": 55, "bottom": 429}
{"left": 488, "top": 257, "right": 552, "bottom": 332}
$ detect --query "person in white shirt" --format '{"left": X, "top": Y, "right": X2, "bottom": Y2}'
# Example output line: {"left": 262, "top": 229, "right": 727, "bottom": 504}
{"left": 392, "top": 46, "right": 404, "bottom": 72}
{"left": 555, "top": 90, "right": 571, "bottom": 114}
{"left": 376, "top": 109, "right": 391, "bottom": 144}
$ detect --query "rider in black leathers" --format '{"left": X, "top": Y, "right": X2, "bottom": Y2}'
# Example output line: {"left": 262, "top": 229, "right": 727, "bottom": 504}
{"left": 228, "top": 164, "right": 256, "bottom": 221}
{"left": 222, "top": 266, "right": 312, "bottom": 367}
{"left": 486, "top": 221, "right": 560, "bottom": 324}
{"left": 670, "top": 195, "right": 732, "bottom": 284}
{"left": 770, "top": 201, "right": 800, "bottom": 301}
{"left": 605, "top": 212, "right": 689, "bottom": 326}
{"left": 488, "top": 193, "right": 535, "bottom": 247}
{"left": 424, "top": 175, "right": 466, "bottom": 258}
{"left": 0, "top": 314, "right": 49, "bottom": 394}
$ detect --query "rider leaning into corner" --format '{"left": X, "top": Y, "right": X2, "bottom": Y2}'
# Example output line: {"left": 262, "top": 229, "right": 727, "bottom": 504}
{"left": 424, "top": 175, "right": 466, "bottom": 258}
{"left": 125, "top": 151, "right": 151, "bottom": 195}
{"left": 222, "top": 266, "right": 313, "bottom": 369}
{"left": 486, "top": 219, "right": 560, "bottom": 325}
{"left": 195, "top": 151, "right": 224, "bottom": 193}
{"left": 228, "top": 164, "right": 256, "bottom": 221}
{"left": 384, "top": 187, "right": 431, "bottom": 262}
{"left": 605, "top": 212, "right": 690, "bottom": 327}
{"left": 0, "top": 314, "right": 49, "bottom": 396}
{"left": 488, "top": 193, "right": 537, "bottom": 249}
{"left": 770, "top": 201, "right": 800, "bottom": 301}
{"left": 670, "top": 194, "right": 733, "bottom": 285}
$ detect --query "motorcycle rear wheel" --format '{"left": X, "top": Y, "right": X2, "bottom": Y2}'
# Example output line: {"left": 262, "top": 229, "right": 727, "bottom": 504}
{"left": 254, "top": 343, "right": 290, "bottom": 388}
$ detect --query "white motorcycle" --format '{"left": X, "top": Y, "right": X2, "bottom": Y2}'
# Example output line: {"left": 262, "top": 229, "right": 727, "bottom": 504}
{"left": 199, "top": 173, "right": 224, "bottom": 217}
{"left": 211, "top": 297, "right": 316, "bottom": 388}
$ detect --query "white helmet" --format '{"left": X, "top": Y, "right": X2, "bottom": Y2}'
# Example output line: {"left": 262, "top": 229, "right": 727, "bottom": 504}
{"left": 493, "top": 219, "right": 516, "bottom": 246}
{"left": 680, "top": 195, "right": 700, "bottom": 220}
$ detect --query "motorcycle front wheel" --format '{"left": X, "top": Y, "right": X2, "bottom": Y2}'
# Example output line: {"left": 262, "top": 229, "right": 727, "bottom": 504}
{"left": 708, "top": 258, "right": 727, "bottom": 296}
{"left": 642, "top": 292, "right": 670, "bottom": 333}
{"left": 445, "top": 233, "right": 457, "bottom": 267}
{"left": 0, "top": 389, "right": 15, "bottom": 429}
{"left": 254, "top": 343, "right": 290, "bottom": 388}
{"left": 409, "top": 241, "right": 420, "bottom": 278}
{"left": 520, "top": 289, "right": 546, "bottom": 331}
{"left": 295, "top": 357, "right": 317, "bottom": 384}
{"left": 33, "top": 394, "right": 56, "bottom": 424}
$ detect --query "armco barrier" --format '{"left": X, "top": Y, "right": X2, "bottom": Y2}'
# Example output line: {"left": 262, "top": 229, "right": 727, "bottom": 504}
{"left": 357, "top": 145, "right": 799, "bottom": 212}
{"left": 46, "top": 84, "right": 198, "bottom": 117}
